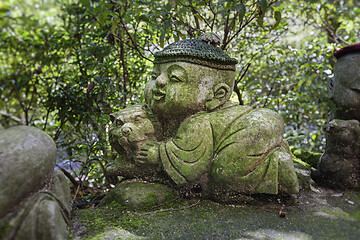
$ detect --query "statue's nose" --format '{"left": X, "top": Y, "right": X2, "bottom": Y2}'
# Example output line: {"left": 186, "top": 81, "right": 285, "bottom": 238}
{"left": 155, "top": 73, "right": 168, "bottom": 87}
{"left": 121, "top": 124, "right": 132, "bottom": 136}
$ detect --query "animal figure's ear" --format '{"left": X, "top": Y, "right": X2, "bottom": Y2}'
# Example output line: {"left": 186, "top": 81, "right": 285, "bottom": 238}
{"left": 205, "top": 83, "right": 231, "bottom": 112}
{"left": 110, "top": 113, "right": 115, "bottom": 122}
{"left": 109, "top": 111, "right": 124, "bottom": 124}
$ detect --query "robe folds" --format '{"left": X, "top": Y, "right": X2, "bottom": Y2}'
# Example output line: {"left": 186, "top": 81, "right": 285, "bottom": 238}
{"left": 159, "top": 102, "right": 297, "bottom": 194}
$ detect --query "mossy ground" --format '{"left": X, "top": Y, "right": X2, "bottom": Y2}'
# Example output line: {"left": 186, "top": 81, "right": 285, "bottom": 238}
{"left": 71, "top": 190, "right": 360, "bottom": 240}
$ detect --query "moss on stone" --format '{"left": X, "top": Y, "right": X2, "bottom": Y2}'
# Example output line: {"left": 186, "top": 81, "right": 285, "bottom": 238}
{"left": 72, "top": 193, "right": 360, "bottom": 240}
{"left": 72, "top": 197, "right": 198, "bottom": 239}
{"left": 99, "top": 182, "right": 177, "bottom": 210}
{"left": 290, "top": 147, "right": 322, "bottom": 168}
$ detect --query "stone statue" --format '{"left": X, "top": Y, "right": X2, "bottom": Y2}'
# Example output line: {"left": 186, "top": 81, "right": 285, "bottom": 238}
{"left": 314, "top": 44, "right": 360, "bottom": 189}
{"left": 0, "top": 126, "right": 72, "bottom": 240}
{"left": 106, "top": 35, "right": 299, "bottom": 204}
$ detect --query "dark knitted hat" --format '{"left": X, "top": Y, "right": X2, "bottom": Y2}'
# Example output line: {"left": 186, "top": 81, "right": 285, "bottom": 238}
{"left": 334, "top": 43, "right": 360, "bottom": 59}
{"left": 154, "top": 34, "right": 238, "bottom": 71}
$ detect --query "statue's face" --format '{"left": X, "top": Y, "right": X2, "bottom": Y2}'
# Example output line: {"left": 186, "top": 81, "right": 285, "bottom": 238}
{"left": 109, "top": 105, "right": 155, "bottom": 157}
{"left": 333, "top": 53, "right": 360, "bottom": 111}
{"left": 145, "top": 62, "right": 214, "bottom": 118}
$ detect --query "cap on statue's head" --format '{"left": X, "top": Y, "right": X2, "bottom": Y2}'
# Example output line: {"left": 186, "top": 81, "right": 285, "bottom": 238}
{"left": 334, "top": 43, "right": 360, "bottom": 59}
{"left": 154, "top": 33, "right": 238, "bottom": 71}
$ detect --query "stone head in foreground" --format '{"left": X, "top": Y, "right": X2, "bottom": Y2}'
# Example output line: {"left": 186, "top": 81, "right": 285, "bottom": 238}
{"left": 0, "top": 126, "right": 72, "bottom": 240}
{"left": 106, "top": 35, "right": 299, "bottom": 204}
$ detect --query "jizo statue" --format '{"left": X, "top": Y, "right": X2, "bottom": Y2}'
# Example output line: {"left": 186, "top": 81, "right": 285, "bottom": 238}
{"left": 107, "top": 34, "right": 299, "bottom": 202}
{"left": 314, "top": 43, "right": 360, "bottom": 189}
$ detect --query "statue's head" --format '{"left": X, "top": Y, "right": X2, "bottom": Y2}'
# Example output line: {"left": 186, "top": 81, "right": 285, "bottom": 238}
{"left": 331, "top": 44, "right": 360, "bottom": 119}
{"left": 109, "top": 104, "right": 155, "bottom": 158}
{"left": 145, "top": 34, "right": 237, "bottom": 119}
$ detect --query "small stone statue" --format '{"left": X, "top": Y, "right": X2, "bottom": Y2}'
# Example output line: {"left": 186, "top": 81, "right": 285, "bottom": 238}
{"left": 314, "top": 44, "right": 360, "bottom": 189}
{"left": 0, "top": 126, "right": 72, "bottom": 239}
{"left": 106, "top": 104, "right": 159, "bottom": 181}
{"left": 106, "top": 34, "right": 299, "bottom": 204}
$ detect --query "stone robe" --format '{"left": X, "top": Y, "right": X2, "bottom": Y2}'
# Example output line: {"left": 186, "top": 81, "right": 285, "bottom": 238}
{"left": 160, "top": 102, "right": 298, "bottom": 195}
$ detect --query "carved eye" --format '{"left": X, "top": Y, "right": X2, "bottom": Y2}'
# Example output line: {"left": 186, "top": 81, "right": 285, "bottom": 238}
{"left": 116, "top": 118, "right": 124, "bottom": 126}
{"left": 170, "top": 75, "right": 183, "bottom": 83}
{"left": 168, "top": 65, "right": 187, "bottom": 83}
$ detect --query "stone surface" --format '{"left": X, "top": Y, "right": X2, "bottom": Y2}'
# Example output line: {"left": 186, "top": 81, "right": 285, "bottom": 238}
{"left": 314, "top": 119, "right": 360, "bottom": 189}
{"left": 294, "top": 163, "right": 316, "bottom": 190}
{"left": 99, "top": 181, "right": 177, "bottom": 210}
{"left": 316, "top": 46, "right": 360, "bottom": 190}
{"left": 0, "top": 126, "right": 72, "bottom": 240}
{"left": 108, "top": 104, "right": 156, "bottom": 161}
{"left": 105, "top": 36, "right": 299, "bottom": 203}
{"left": 71, "top": 189, "right": 360, "bottom": 240}
{"left": 0, "top": 171, "right": 72, "bottom": 240}
{"left": 330, "top": 52, "right": 360, "bottom": 121}
{"left": 0, "top": 125, "right": 56, "bottom": 218}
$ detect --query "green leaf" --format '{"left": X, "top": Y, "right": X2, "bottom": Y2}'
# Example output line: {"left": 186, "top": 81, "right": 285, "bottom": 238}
{"left": 173, "top": 32, "right": 179, "bottom": 42}
{"left": 273, "top": 10, "right": 281, "bottom": 29}
{"left": 98, "top": 13, "right": 105, "bottom": 26}
{"left": 160, "top": 32, "right": 165, "bottom": 48}
{"left": 235, "top": 3, "right": 246, "bottom": 22}
{"left": 111, "top": 18, "right": 117, "bottom": 36}
{"left": 175, "top": 30, "right": 186, "bottom": 40}
{"left": 79, "top": 0, "right": 90, "bottom": 8}
{"left": 259, "top": 0, "right": 267, "bottom": 13}
{"left": 139, "top": 14, "right": 149, "bottom": 22}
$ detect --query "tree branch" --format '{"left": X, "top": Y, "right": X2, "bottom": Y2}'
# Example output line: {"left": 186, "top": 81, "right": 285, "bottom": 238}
{"left": 0, "top": 111, "right": 24, "bottom": 124}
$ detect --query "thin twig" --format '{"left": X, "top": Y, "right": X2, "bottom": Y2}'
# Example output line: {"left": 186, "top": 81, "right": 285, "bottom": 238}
{"left": 59, "top": 166, "right": 79, "bottom": 187}
{"left": 234, "top": 63, "right": 251, "bottom": 105}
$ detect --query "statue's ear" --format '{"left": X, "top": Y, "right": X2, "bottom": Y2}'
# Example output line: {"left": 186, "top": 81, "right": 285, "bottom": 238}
{"left": 205, "top": 83, "right": 231, "bottom": 111}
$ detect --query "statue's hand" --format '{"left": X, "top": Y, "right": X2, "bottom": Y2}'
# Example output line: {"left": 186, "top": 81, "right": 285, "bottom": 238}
{"left": 135, "top": 141, "right": 160, "bottom": 166}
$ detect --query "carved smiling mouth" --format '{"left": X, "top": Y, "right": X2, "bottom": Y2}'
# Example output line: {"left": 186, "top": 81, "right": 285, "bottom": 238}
{"left": 153, "top": 90, "right": 166, "bottom": 101}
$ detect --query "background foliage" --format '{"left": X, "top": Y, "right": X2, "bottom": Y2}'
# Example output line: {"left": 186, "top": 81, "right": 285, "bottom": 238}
{"left": 1, "top": 0, "right": 359, "bottom": 195}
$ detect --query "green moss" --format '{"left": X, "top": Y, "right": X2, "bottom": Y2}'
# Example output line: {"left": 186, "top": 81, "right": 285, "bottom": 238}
{"left": 292, "top": 155, "right": 311, "bottom": 169}
{"left": 324, "top": 208, "right": 360, "bottom": 222}
{"left": 351, "top": 210, "right": 360, "bottom": 221}
{"left": 100, "top": 182, "right": 177, "bottom": 210}
{"left": 73, "top": 204, "right": 148, "bottom": 239}
{"left": 72, "top": 197, "right": 195, "bottom": 239}
{"left": 290, "top": 147, "right": 322, "bottom": 168}
{"left": 72, "top": 196, "right": 360, "bottom": 240}
{"left": 0, "top": 220, "right": 9, "bottom": 238}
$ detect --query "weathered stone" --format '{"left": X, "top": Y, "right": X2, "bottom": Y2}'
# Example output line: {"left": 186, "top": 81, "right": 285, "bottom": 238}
{"left": 72, "top": 191, "right": 360, "bottom": 240}
{"left": 0, "top": 126, "right": 56, "bottom": 218}
{"left": 315, "top": 45, "right": 360, "bottom": 189}
{"left": 0, "top": 126, "right": 72, "bottom": 240}
{"left": 330, "top": 52, "right": 360, "bottom": 121}
{"left": 314, "top": 119, "right": 360, "bottom": 189}
{"left": 100, "top": 181, "right": 177, "bottom": 209}
{"left": 108, "top": 104, "right": 156, "bottom": 160}
{"left": 105, "top": 35, "right": 299, "bottom": 203}
{"left": 0, "top": 171, "right": 72, "bottom": 240}
{"left": 294, "top": 163, "right": 316, "bottom": 190}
